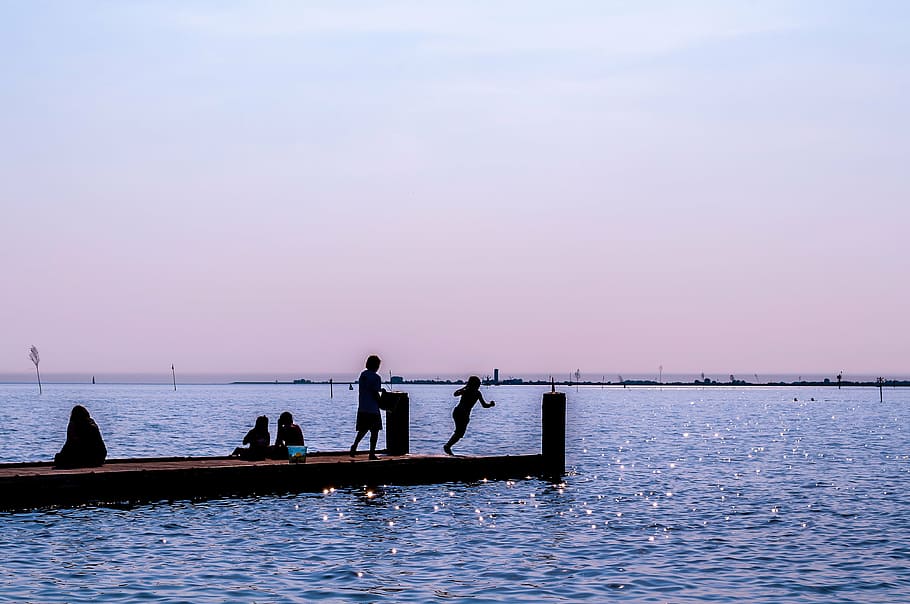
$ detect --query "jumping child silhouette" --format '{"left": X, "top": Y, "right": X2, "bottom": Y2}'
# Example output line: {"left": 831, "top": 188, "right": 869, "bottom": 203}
{"left": 444, "top": 375, "right": 494, "bottom": 455}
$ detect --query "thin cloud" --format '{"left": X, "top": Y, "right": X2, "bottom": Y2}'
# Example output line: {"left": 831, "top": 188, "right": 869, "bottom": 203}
{"left": 164, "top": 1, "right": 801, "bottom": 57}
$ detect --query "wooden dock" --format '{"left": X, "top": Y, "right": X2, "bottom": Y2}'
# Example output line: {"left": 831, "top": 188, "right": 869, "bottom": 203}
{"left": 0, "top": 391, "right": 567, "bottom": 512}
{"left": 0, "top": 451, "right": 547, "bottom": 511}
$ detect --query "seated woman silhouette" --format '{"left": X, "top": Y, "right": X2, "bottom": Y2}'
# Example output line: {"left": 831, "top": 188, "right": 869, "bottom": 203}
{"left": 54, "top": 405, "right": 107, "bottom": 468}
{"left": 231, "top": 415, "right": 270, "bottom": 460}
{"left": 270, "top": 411, "right": 305, "bottom": 459}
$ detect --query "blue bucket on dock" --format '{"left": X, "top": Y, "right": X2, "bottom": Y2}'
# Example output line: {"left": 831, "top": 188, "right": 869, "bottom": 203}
{"left": 287, "top": 446, "right": 307, "bottom": 464}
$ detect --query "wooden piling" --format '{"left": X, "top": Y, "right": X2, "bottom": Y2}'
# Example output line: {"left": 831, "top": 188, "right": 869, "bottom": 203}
{"left": 384, "top": 391, "right": 410, "bottom": 455}
{"left": 542, "top": 391, "right": 566, "bottom": 478}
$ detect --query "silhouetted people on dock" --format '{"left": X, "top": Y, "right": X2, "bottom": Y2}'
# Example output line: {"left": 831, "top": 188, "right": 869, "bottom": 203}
{"left": 444, "top": 376, "right": 494, "bottom": 456}
{"left": 232, "top": 415, "right": 270, "bottom": 460}
{"left": 350, "top": 354, "right": 385, "bottom": 460}
{"left": 54, "top": 405, "right": 107, "bottom": 468}
{"left": 271, "top": 411, "right": 304, "bottom": 459}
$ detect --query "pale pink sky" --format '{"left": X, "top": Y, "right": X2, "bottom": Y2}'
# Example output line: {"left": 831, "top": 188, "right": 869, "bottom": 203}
{"left": 2, "top": 2, "right": 908, "bottom": 379}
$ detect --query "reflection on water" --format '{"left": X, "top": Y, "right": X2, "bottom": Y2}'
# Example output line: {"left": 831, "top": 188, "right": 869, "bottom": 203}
{"left": 1, "top": 384, "right": 909, "bottom": 602}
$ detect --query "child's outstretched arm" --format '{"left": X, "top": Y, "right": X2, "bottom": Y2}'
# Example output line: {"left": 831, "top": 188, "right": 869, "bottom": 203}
{"left": 454, "top": 387, "right": 466, "bottom": 397}
{"left": 479, "top": 393, "right": 495, "bottom": 408}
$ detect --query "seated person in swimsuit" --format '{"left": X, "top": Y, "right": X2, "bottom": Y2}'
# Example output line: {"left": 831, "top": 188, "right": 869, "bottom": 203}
{"left": 270, "top": 411, "right": 305, "bottom": 459}
{"left": 231, "top": 415, "right": 270, "bottom": 460}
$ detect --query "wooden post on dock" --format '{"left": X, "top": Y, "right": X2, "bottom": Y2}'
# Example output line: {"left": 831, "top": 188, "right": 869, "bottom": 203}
{"left": 542, "top": 390, "right": 566, "bottom": 478}
{"left": 384, "top": 391, "right": 409, "bottom": 455}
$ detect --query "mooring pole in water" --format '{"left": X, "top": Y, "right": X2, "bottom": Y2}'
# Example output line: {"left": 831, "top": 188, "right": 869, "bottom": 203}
{"left": 329, "top": 378, "right": 333, "bottom": 399}
{"left": 542, "top": 389, "right": 566, "bottom": 478}
{"left": 385, "top": 391, "right": 410, "bottom": 455}
{"left": 877, "top": 377, "right": 884, "bottom": 402}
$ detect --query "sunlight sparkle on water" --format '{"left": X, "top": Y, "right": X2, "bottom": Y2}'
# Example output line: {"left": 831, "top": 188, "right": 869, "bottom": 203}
{"left": 1, "top": 379, "right": 908, "bottom": 604}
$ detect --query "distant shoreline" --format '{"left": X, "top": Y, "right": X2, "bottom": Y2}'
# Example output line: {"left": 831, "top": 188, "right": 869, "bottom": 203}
{"left": 233, "top": 378, "right": 910, "bottom": 388}
{"left": 0, "top": 378, "right": 906, "bottom": 388}
{"left": 3, "top": 369, "right": 909, "bottom": 387}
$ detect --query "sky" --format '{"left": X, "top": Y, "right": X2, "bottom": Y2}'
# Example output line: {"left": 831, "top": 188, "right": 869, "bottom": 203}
{"left": 1, "top": 1, "right": 908, "bottom": 380}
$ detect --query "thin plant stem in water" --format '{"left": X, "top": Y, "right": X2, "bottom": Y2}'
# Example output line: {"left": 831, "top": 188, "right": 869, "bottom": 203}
{"left": 29, "top": 345, "right": 41, "bottom": 394}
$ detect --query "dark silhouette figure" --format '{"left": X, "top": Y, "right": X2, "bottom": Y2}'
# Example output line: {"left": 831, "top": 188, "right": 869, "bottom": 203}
{"left": 55, "top": 405, "right": 107, "bottom": 468}
{"left": 350, "top": 354, "right": 386, "bottom": 460}
{"left": 275, "top": 411, "right": 305, "bottom": 447}
{"left": 270, "top": 411, "right": 305, "bottom": 459}
{"left": 444, "top": 376, "right": 495, "bottom": 455}
{"left": 232, "top": 415, "right": 270, "bottom": 460}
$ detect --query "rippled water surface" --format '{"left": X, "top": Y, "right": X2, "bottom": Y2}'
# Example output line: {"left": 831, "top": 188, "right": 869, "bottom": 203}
{"left": 1, "top": 383, "right": 908, "bottom": 602}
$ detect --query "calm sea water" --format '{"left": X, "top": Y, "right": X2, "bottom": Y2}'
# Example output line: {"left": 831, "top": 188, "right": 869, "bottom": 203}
{"left": 1, "top": 383, "right": 908, "bottom": 603}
